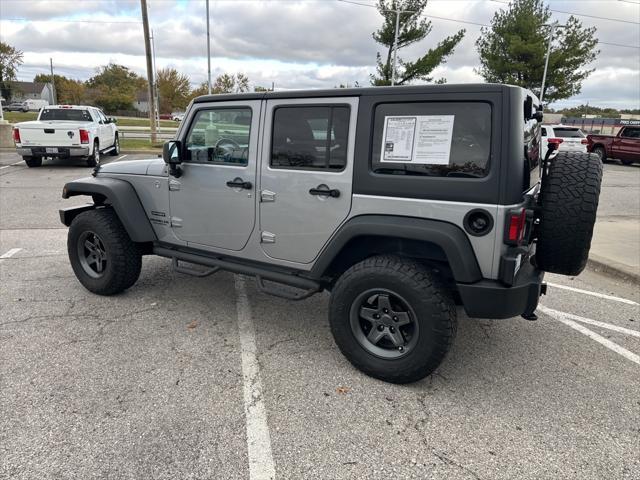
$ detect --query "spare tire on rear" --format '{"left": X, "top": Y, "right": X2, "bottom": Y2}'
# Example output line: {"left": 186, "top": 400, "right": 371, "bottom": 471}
{"left": 535, "top": 151, "right": 602, "bottom": 276}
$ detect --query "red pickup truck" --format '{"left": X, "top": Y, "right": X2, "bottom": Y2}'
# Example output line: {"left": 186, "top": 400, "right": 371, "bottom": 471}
{"left": 587, "top": 125, "right": 640, "bottom": 165}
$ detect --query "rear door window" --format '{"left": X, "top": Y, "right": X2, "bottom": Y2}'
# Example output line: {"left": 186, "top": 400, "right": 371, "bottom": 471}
{"left": 622, "top": 127, "right": 640, "bottom": 138}
{"left": 553, "top": 128, "right": 585, "bottom": 138}
{"left": 270, "top": 106, "right": 350, "bottom": 170}
{"left": 371, "top": 102, "right": 491, "bottom": 178}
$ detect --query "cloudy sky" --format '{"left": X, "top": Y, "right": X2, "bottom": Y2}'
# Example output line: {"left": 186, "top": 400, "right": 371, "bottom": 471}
{"left": 1, "top": 0, "right": 639, "bottom": 109}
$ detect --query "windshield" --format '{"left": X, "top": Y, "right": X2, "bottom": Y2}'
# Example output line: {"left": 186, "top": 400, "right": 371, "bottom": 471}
{"left": 554, "top": 128, "right": 585, "bottom": 138}
{"left": 40, "top": 109, "right": 92, "bottom": 122}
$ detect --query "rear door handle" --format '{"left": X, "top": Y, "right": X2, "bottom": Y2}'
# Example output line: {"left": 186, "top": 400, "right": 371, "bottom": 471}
{"left": 309, "top": 186, "right": 340, "bottom": 198}
{"left": 226, "top": 178, "right": 252, "bottom": 190}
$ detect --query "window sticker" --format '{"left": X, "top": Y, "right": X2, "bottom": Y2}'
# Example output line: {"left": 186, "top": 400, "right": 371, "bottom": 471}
{"left": 381, "top": 115, "right": 455, "bottom": 165}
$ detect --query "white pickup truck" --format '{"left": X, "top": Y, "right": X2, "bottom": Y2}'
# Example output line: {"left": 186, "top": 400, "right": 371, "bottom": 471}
{"left": 13, "top": 105, "right": 120, "bottom": 168}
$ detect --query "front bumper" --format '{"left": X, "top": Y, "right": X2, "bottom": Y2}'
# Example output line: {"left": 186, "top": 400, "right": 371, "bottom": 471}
{"left": 17, "top": 146, "right": 90, "bottom": 158}
{"left": 457, "top": 260, "right": 544, "bottom": 319}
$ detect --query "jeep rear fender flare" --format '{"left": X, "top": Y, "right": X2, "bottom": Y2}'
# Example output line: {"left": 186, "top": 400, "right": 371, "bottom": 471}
{"left": 310, "top": 215, "right": 483, "bottom": 284}
{"left": 61, "top": 176, "right": 156, "bottom": 243}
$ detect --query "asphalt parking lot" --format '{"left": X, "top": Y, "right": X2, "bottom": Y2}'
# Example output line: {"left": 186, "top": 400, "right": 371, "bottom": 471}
{"left": 1, "top": 151, "right": 639, "bottom": 480}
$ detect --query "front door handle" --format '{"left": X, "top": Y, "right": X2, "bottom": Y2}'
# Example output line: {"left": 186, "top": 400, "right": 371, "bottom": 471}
{"left": 226, "top": 178, "right": 252, "bottom": 190}
{"left": 309, "top": 185, "right": 340, "bottom": 198}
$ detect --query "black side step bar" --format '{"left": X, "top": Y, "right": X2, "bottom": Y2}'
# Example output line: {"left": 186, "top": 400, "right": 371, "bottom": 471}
{"left": 154, "top": 246, "right": 322, "bottom": 300}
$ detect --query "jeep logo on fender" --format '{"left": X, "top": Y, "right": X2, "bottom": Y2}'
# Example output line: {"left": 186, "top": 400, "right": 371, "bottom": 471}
{"left": 67, "top": 131, "right": 74, "bottom": 138}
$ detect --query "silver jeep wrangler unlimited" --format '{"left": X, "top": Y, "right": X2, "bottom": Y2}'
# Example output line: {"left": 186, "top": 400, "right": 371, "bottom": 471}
{"left": 60, "top": 84, "right": 602, "bottom": 383}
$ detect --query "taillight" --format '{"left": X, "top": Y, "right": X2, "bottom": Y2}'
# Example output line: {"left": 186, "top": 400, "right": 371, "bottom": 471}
{"left": 79, "top": 129, "right": 89, "bottom": 144}
{"left": 506, "top": 209, "right": 527, "bottom": 245}
{"left": 12, "top": 128, "right": 21, "bottom": 144}
{"left": 581, "top": 139, "right": 588, "bottom": 144}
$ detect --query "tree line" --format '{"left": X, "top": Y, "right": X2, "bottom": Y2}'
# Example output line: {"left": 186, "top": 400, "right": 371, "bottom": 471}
{"left": 1, "top": 0, "right": 606, "bottom": 112}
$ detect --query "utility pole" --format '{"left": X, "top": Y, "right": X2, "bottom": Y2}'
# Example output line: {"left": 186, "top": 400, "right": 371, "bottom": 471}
{"left": 206, "top": 0, "right": 212, "bottom": 94}
{"left": 141, "top": 0, "right": 158, "bottom": 143}
{"left": 151, "top": 29, "right": 160, "bottom": 131}
{"left": 391, "top": 8, "right": 400, "bottom": 86}
{"left": 540, "top": 22, "right": 566, "bottom": 104}
{"left": 49, "top": 58, "right": 57, "bottom": 104}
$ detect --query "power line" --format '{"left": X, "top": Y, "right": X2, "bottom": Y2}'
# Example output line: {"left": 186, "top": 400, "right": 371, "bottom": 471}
{"left": 490, "top": 0, "right": 640, "bottom": 25}
{"left": 2, "top": 17, "right": 141, "bottom": 24}
{"left": 336, "top": 0, "right": 640, "bottom": 49}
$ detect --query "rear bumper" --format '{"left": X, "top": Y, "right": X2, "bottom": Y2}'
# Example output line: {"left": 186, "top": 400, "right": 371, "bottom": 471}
{"left": 457, "top": 260, "right": 544, "bottom": 319}
{"left": 17, "top": 146, "right": 90, "bottom": 157}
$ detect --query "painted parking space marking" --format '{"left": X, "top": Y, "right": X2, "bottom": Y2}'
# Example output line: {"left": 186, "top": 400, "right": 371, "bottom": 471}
{"left": 0, "top": 248, "right": 22, "bottom": 259}
{"left": 116, "top": 154, "right": 128, "bottom": 161}
{"left": 540, "top": 305, "right": 640, "bottom": 367}
{"left": 547, "top": 282, "right": 638, "bottom": 306}
{"left": 540, "top": 305, "right": 640, "bottom": 338}
{"left": 0, "top": 160, "right": 25, "bottom": 170}
{"left": 235, "top": 276, "right": 276, "bottom": 480}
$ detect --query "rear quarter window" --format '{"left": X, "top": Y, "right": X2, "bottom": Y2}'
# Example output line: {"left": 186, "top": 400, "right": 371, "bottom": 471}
{"left": 371, "top": 102, "right": 491, "bottom": 178}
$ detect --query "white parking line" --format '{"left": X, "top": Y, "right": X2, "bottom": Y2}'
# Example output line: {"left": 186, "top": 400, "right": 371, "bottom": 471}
{"left": 116, "top": 154, "right": 128, "bottom": 161}
{"left": 0, "top": 248, "right": 22, "bottom": 259}
{"left": 539, "top": 305, "right": 640, "bottom": 366}
{"left": 234, "top": 276, "right": 276, "bottom": 480}
{"left": 546, "top": 282, "right": 638, "bottom": 306}
{"left": 0, "top": 160, "right": 25, "bottom": 170}
{"left": 539, "top": 305, "right": 640, "bottom": 338}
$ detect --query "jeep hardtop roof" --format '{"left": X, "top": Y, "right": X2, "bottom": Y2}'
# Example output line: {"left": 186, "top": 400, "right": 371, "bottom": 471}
{"left": 193, "top": 83, "right": 534, "bottom": 104}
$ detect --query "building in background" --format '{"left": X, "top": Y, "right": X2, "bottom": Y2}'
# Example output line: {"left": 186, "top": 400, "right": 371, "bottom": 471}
{"left": 9, "top": 81, "right": 55, "bottom": 105}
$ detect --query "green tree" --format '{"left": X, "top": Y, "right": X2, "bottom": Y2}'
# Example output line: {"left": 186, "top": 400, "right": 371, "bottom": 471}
{"left": 476, "top": 0, "right": 599, "bottom": 104}
{"left": 0, "top": 42, "right": 24, "bottom": 102}
{"left": 156, "top": 67, "right": 191, "bottom": 113}
{"left": 86, "top": 63, "right": 147, "bottom": 111}
{"left": 370, "top": 0, "right": 465, "bottom": 86}
{"left": 213, "top": 73, "right": 250, "bottom": 94}
{"left": 34, "top": 73, "right": 86, "bottom": 104}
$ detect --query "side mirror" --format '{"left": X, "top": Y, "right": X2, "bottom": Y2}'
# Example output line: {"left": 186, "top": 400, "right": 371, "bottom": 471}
{"left": 109, "top": 117, "right": 117, "bottom": 124}
{"left": 533, "top": 111, "right": 544, "bottom": 122}
{"left": 163, "top": 140, "right": 183, "bottom": 177}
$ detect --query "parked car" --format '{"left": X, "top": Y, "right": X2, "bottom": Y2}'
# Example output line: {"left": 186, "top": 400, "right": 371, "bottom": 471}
{"left": 172, "top": 112, "right": 185, "bottom": 122}
{"left": 541, "top": 124, "right": 587, "bottom": 159}
{"left": 13, "top": 105, "right": 120, "bottom": 167}
{"left": 587, "top": 126, "right": 640, "bottom": 165}
{"left": 3, "top": 102, "right": 29, "bottom": 112}
{"left": 59, "top": 84, "right": 603, "bottom": 384}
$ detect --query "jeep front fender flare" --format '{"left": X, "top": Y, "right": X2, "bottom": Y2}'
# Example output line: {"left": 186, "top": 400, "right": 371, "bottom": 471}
{"left": 61, "top": 176, "right": 157, "bottom": 243}
{"left": 310, "top": 215, "right": 483, "bottom": 284}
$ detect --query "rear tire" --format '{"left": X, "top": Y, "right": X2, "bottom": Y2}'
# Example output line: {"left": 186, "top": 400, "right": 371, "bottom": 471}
{"left": 23, "top": 156, "right": 42, "bottom": 168}
{"left": 535, "top": 151, "right": 602, "bottom": 276}
{"left": 621, "top": 159, "right": 634, "bottom": 166}
{"left": 593, "top": 146, "right": 607, "bottom": 163}
{"left": 68, "top": 208, "right": 142, "bottom": 295}
{"left": 109, "top": 134, "right": 120, "bottom": 156}
{"left": 329, "top": 255, "right": 456, "bottom": 384}
{"left": 86, "top": 140, "right": 100, "bottom": 167}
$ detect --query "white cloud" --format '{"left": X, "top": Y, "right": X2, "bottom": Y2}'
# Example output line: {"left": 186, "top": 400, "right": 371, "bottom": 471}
{"left": 0, "top": 0, "right": 638, "bottom": 108}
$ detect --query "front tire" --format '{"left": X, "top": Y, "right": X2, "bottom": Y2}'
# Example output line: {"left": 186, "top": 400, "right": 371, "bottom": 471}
{"left": 329, "top": 255, "right": 456, "bottom": 384}
{"left": 68, "top": 209, "right": 142, "bottom": 295}
{"left": 23, "top": 156, "right": 42, "bottom": 168}
{"left": 86, "top": 140, "right": 100, "bottom": 167}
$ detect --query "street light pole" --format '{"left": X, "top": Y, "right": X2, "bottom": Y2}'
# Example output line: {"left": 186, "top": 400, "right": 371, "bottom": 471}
{"left": 206, "top": 0, "right": 212, "bottom": 95}
{"left": 540, "top": 22, "right": 565, "bottom": 104}
{"left": 391, "top": 8, "right": 400, "bottom": 86}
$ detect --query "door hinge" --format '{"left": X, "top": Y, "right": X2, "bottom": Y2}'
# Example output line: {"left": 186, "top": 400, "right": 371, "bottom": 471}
{"left": 169, "top": 180, "right": 181, "bottom": 191}
{"left": 260, "top": 190, "right": 276, "bottom": 202}
{"left": 171, "top": 217, "right": 183, "bottom": 227}
{"left": 261, "top": 231, "right": 276, "bottom": 243}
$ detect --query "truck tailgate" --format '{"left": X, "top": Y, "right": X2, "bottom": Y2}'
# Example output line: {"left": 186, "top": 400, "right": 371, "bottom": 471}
{"left": 17, "top": 121, "right": 85, "bottom": 147}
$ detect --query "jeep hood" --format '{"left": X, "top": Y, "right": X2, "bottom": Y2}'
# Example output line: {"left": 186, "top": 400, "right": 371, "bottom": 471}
{"left": 98, "top": 158, "right": 165, "bottom": 175}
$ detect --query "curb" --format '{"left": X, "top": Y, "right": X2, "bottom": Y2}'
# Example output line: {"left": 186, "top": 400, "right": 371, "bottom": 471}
{"left": 119, "top": 150, "right": 162, "bottom": 155}
{"left": 587, "top": 255, "right": 640, "bottom": 284}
